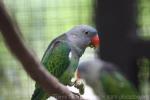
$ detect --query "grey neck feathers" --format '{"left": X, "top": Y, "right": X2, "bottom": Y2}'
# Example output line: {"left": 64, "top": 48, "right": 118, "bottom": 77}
{"left": 66, "top": 33, "right": 86, "bottom": 57}
{"left": 70, "top": 43, "right": 85, "bottom": 57}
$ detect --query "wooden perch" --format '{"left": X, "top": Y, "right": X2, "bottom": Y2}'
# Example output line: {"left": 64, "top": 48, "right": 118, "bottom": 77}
{"left": 0, "top": 1, "right": 81, "bottom": 100}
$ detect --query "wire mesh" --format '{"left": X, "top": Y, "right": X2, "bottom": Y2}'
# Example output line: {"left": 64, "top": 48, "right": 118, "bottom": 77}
{"left": 138, "top": 0, "right": 150, "bottom": 39}
{"left": 0, "top": 0, "right": 94, "bottom": 100}
{"left": 138, "top": 0, "right": 150, "bottom": 99}
{"left": 0, "top": 0, "right": 150, "bottom": 100}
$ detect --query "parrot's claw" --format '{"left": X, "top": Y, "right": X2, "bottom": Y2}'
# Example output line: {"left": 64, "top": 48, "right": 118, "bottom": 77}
{"left": 74, "top": 79, "right": 85, "bottom": 95}
{"left": 68, "top": 78, "right": 76, "bottom": 86}
{"left": 68, "top": 81, "right": 75, "bottom": 86}
{"left": 71, "top": 92, "right": 80, "bottom": 99}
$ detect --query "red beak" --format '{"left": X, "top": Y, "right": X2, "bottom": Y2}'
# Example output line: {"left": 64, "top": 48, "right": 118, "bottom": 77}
{"left": 91, "top": 34, "right": 100, "bottom": 48}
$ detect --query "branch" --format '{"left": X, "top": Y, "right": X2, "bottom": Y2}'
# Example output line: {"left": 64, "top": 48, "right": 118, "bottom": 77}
{"left": 0, "top": 1, "right": 81, "bottom": 100}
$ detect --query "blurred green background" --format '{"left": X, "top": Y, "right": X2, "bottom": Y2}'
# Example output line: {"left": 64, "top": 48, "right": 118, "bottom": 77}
{"left": 0, "top": 0, "right": 149, "bottom": 100}
{"left": 0, "top": 0, "right": 94, "bottom": 100}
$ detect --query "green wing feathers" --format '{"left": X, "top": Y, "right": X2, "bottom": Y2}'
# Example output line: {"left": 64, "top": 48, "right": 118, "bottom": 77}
{"left": 31, "top": 41, "right": 71, "bottom": 100}
{"left": 100, "top": 71, "right": 138, "bottom": 100}
{"left": 42, "top": 41, "right": 71, "bottom": 78}
{"left": 31, "top": 88, "right": 48, "bottom": 100}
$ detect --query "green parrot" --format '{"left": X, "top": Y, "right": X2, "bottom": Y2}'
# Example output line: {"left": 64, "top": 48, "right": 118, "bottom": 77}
{"left": 77, "top": 57, "right": 139, "bottom": 100}
{"left": 31, "top": 25, "right": 100, "bottom": 100}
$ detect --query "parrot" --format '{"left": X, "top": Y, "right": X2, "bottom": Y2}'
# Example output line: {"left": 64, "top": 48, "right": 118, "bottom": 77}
{"left": 77, "top": 57, "right": 139, "bottom": 100}
{"left": 31, "top": 25, "right": 100, "bottom": 100}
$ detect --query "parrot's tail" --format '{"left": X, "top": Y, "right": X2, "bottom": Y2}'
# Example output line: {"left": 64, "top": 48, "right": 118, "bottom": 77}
{"left": 31, "top": 88, "right": 48, "bottom": 100}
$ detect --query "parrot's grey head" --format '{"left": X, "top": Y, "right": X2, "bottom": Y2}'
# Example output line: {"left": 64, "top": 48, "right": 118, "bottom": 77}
{"left": 66, "top": 25, "right": 100, "bottom": 50}
{"left": 77, "top": 58, "right": 117, "bottom": 86}
{"left": 77, "top": 59, "right": 102, "bottom": 83}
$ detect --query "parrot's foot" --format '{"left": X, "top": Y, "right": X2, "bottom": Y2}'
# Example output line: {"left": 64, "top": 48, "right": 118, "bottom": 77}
{"left": 74, "top": 79, "right": 85, "bottom": 95}
{"left": 68, "top": 81, "right": 75, "bottom": 86}
{"left": 71, "top": 92, "right": 80, "bottom": 99}
{"left": 68, "top": 78, "right": 76, "bottom": 86}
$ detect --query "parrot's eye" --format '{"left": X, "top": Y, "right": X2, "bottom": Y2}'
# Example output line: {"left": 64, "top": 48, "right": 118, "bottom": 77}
{"left": 85, "top": 31, "right": 89, "bottom": 35}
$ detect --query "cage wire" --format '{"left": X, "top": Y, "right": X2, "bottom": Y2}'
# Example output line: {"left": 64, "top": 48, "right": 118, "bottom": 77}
{"left": 138, "top": 0, "right": 150, "bottom": 99}
{"left": 0, "top": 0, "right": 95, "bottom": 100}
{"left": 138, "top": 0, "right": 150, "bottom": 39}
{"left": 0, "top": 0, "right": 150, "bottom": 100}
